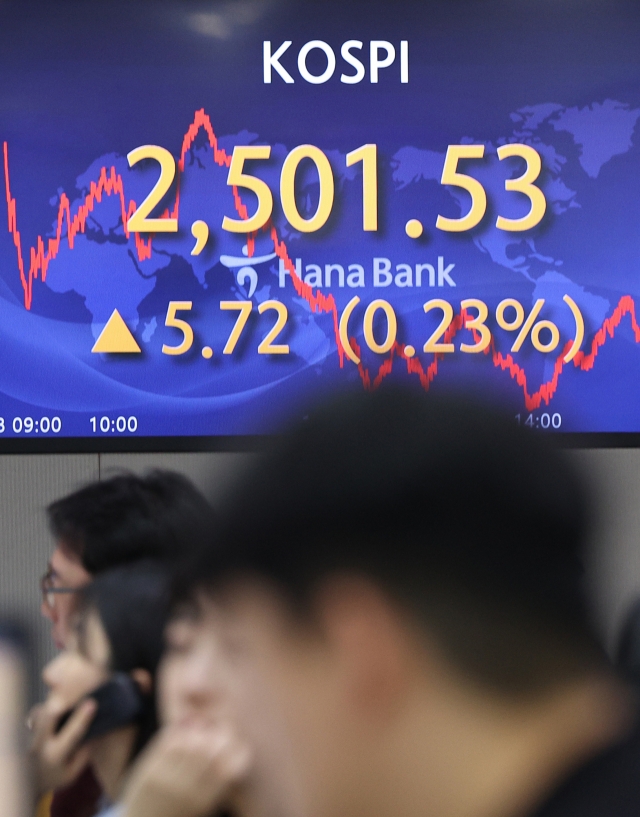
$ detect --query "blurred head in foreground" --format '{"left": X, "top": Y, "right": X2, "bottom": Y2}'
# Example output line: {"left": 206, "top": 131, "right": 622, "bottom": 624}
{"left": 166, "top": 389, "right": 631, "bottom": 817}
{"left": 43, "top": 470, "right": 213, "bottom": 648}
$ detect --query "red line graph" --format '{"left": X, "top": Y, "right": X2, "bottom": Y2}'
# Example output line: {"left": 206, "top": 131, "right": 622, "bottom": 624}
{"left": 3, "top": 108, "right": 639, "bottom": 407}
{"left": 354, "top": 295, "right": 640, "bottom": 411}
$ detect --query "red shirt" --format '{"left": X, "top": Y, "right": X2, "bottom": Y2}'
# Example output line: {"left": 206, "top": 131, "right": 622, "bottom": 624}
{"left": 50, "top": 767, "right": 101, "bottom": 817}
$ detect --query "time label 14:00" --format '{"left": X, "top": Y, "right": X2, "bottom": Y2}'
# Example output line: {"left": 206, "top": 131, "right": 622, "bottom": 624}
{"left": 125, "top": 142, "right": 547, "bottom": 240}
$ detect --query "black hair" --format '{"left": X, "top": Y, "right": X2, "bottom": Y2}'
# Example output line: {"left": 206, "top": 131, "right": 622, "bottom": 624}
{"left": 181, "top": 388, "right": 605, "bottom": 696}
{"left": 79, "top": 561, "right": 170, "bottom": 758}
{"left": 47, "top": 470, "right": 214, "bottom": 575}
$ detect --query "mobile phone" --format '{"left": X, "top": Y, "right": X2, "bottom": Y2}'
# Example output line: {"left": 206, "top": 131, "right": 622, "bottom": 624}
{"left": 56, "top": 672, "right": 145, "bottom": 743}
{"left": 0, "top": 622, "right": 28, "bottom": 817}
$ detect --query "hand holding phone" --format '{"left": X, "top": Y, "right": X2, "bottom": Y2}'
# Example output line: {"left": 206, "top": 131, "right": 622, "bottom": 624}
{"left": 31, "top": 672, "right": 146, "bottom": 796}
{"left": 29, "top": 695, "right": 97, "bottom": 795}
{"left": 56, "top": 673, "right": 145, "bottom": 743}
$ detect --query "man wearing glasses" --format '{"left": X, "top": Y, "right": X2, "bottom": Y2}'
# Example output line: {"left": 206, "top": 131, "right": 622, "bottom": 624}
{"left": 40, "top": 556, "right": 91, "bottom": 651}
{"left": 31, "top": 471, "right": 215, "bottom": 817}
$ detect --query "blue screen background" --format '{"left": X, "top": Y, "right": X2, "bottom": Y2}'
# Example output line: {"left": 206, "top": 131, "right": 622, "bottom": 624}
{"left": 0, "top": 0, "right": 639, "bottom": 442}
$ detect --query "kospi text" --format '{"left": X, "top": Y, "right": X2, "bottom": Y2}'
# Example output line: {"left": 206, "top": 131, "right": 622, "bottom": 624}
{"left": 263, "top": 40, "right": 409, "bottom": 84}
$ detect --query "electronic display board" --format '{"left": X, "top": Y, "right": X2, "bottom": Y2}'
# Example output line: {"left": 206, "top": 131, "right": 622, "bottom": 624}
{"left": 1, "top": 0, "right": 640, "bottom": 450}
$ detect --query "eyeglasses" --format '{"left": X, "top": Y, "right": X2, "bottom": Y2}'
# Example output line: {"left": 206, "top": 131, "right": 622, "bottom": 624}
{"left": 40, "top": 567, "right": 83, "bottom": 610}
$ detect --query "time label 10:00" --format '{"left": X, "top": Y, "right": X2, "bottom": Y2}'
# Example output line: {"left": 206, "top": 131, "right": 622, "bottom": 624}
{"left": 126, "top": 142, "right": 546, "bottom": 237}
{"left": 90, "top": 416, "right": 139, "bottom": 434}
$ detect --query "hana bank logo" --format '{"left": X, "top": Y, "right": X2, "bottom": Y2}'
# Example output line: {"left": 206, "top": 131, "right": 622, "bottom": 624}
{"left": 263, "top": 40, "right": 409, "bottom": 84}
{"left": 220, "top": 244, "right": 277, "bottom": 298}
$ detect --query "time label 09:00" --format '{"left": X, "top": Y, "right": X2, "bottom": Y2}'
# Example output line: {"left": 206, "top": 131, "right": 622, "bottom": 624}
{"left": 0, "top": 417, "right": 63, "bottom": 434}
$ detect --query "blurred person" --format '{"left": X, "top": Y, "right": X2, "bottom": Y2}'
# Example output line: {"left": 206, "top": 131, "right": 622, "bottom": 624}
{"left": 117, "top": 599, "right": 285, "bottom": 817}
{"left": 40, "top": 562, "right": 170, "bottom": 817}
{"left": 0, "top": 622, "right": 29, "bottom": 817}
{"left": 122, "top": 389, "right": 637, "bottom": 817}
{"left": 33, "top": 471, "right": 214, "bottom": 817}
{"left": 41, "top": 471, "right": 213, "bottom": 649}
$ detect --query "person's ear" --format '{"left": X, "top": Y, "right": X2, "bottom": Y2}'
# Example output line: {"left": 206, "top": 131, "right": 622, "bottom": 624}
{"left": 313, "top": 575, "right": 414, "bottom": 720}
{"left": 131, "top": 668, "right": 153, "bottom": 695}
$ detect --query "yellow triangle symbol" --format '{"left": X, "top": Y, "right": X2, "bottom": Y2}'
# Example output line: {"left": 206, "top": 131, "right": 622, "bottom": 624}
{"left": 92, "top": 309, "right": 141, "bottom": 353}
